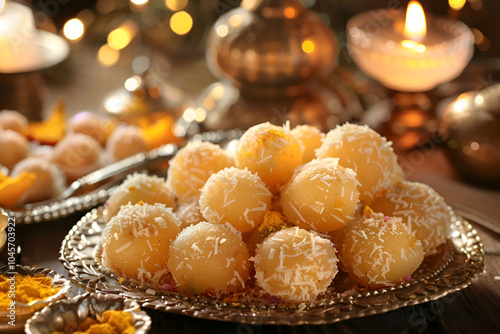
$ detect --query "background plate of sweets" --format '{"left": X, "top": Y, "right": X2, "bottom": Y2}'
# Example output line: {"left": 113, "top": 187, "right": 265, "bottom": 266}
{"left": 0, "top": 104, "right": 187, "bottom": 223}
{"left": 2, "top": 117, "right": 240, "bottom": 223}
{"left": 60, "top": 205, "right": 483, "bottom": 325}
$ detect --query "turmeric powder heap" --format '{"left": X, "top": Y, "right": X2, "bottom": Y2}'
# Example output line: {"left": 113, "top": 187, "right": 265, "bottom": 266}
{"left": 52, "top": 310, "right": 136, "bottom": 334}
{"left": 0, "top": 273, "right": 61, "bottom": 310}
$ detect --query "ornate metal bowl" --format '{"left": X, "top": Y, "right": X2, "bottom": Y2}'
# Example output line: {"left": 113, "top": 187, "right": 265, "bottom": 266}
{"left": 0, "top": 265, "right": 70, "bottom": 332}
{"left": 25, "top": 293, "right": 151, "bottom": 334}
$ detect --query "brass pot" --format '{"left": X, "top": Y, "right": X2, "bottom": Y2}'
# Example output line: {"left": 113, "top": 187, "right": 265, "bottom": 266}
{"left": 206, "top": 0, "right": 339, "bottom": 97}
{"left": 439, "top": 83, "right": 500, "bottom": 185}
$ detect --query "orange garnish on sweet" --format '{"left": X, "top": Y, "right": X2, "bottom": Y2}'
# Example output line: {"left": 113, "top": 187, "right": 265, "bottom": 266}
{"left": 28, "top": 98, "right": 66, "bottom": 145}
{"left": 0, "top": 171, "right": 36, "bottom": 209}
{"left": 138, "top": 113, "right": 180, "bottom": 150}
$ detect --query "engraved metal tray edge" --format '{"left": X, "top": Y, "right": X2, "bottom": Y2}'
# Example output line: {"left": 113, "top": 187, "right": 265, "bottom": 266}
{"left": 59, "top": 206, "right": 484, "bottom": 326}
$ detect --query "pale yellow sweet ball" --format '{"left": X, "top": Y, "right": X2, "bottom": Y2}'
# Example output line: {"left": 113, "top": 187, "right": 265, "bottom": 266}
{"left": 340, "top": 213, "right": 424, "bottom": 289}
{"left": 327, "top": 207, "right": 365, "bottom": 250}
{"left": 290, "top": 124, "right": 325, "bottom": 164}
{"left": 70, "top": 111, "right": 108, "bottom": 145}
{"left": 176, "top": 198, "right": 204, "bottom": 230}
{"left": 104, "top": 172, "right": 177, "bottom": 222}
{"left": 106, "top": 124, "right": 148, "bottom": 162}
{"left": 0, "top": 110, "right": 28, "bottom": 134}
{"left": 316, "top": 123, "right": 404, "bottom": 204}
{"left": 199, "top": 167, "right": 272, "bottom": 233}
{"left": 280, "top": 158, "right": 359, "bottom": 233}
{"left": 166, "top": 142, "right": 234, "bottom": 203}
{"left": 368, "top": 181, "right": 451, "bottom": 254}
{"left": 0, "top": 129, "right": 29, "bottom": 170}
{"left": 235, "top": 122, "right": 303, "bottom": 193}
{"left": 101, "top": 203, "right": 181, "bottom": 284}
{"left": 254, "top": 227, "right": 339, "bottom": 302}
{"left": 11, "top": 157, "right": 66, "bottom": 203}
{"left": 52, "top": 133, "right": 102, "bottom": 182}
{"left": 168, "top": 221, "right": 250, "bottom": 295}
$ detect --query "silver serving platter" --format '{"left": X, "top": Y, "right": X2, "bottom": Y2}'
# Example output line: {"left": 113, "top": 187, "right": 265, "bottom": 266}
{"left": 59, "top": 206, "right": 484, "bottom": 326}
{"left": 25, "top": 292, "right": 151, "bottom": 334}
{"left": 6, "top": 130, "right": 242, "bottom": 224}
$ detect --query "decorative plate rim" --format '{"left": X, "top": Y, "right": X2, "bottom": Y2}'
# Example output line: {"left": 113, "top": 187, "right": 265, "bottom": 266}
{"left": 59, "top": 206, "right": 484, "bottom": 326}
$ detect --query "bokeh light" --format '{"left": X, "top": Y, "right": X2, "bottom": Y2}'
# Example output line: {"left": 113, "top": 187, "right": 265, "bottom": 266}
{"left": 124, "top": 76, "right": 142, "bottom": 91}
{"left": 97, "top": 44, "right": 120, "bottom": 67}
{"left": 302, "top": 40, "right": 315, "bottom": 53}
{"left": 130, "top": 0, "right": 149, "bottom": 5}
{"left": 165, "top": 0, "right": 188, "bottom": 11}
{"left": 227, "top": 14, "right": 243, "bottom": 28}
{"left": 284, "top": 7, "right": 295, "bottom": 18}
{"left": 216, "top": 24, "right": 228, "bottom": 37}
{"left": 170, "top": 11, "right": 193, "bottom": 35}
{"left": 63, "top": 18, "right": 85, "bottom": 41}
{"left": 108, "top": 21, "right": 137, "bottom": 50}
{"left": 449, "top": 0, "right": 466, "bottom": 10}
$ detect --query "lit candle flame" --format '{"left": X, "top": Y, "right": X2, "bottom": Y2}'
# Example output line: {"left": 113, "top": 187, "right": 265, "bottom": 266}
{"left": 0, "top": 0, "right": 6, "bottom": 13}
{"left": 404, "top": 1, "right": 426, "bottom": 42}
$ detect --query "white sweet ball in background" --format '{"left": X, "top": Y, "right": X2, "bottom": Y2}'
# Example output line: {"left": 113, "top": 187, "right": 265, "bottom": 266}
{"left": 11, "top": 156, "right": 66, "bottom": 203}
{"left": 106, "top": 124, "right": 148, "bottom": 162}
{"left": 0, "top": 110, "right": 28, "bottom": 134}
{"left": 0, "top": 129, "right": 30, "bottom": 170}
{"left": 52, "top": 133, "right": 102, "bottom": 182}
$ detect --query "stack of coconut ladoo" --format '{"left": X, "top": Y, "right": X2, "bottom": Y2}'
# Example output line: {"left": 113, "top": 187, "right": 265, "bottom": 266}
{"left": 101, "top": 122, "right": 451, "bottom": 303}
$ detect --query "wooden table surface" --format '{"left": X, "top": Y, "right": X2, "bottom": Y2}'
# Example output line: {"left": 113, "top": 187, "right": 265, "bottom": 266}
{"left": 2, "top": 45, "right": 500, "bottom": 334}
